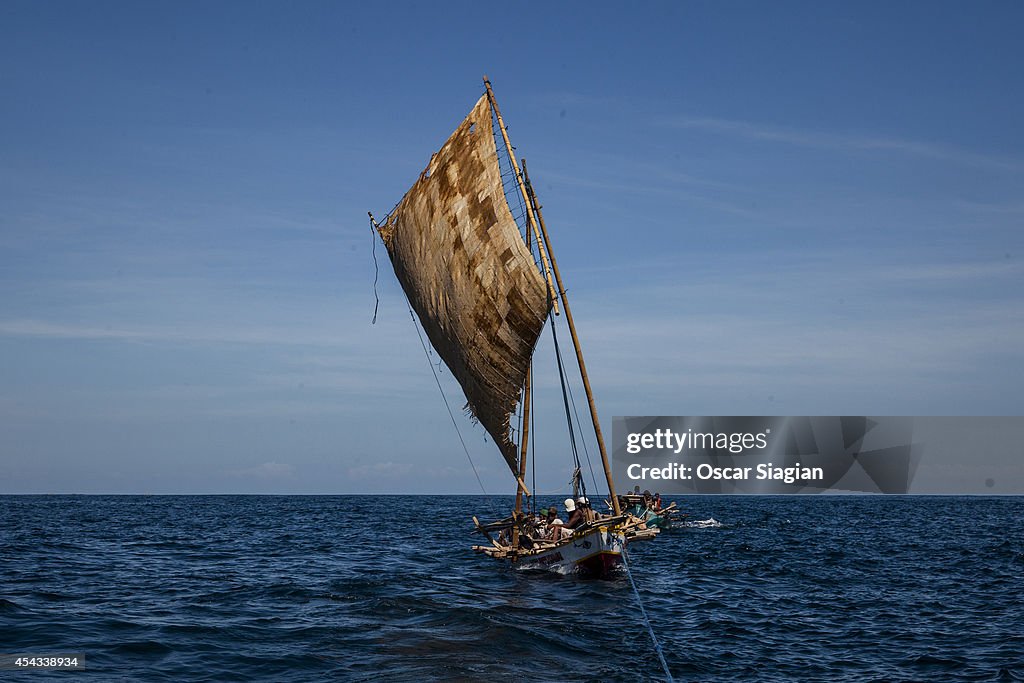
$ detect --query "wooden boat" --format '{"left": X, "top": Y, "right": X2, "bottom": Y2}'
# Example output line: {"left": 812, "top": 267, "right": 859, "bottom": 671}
{"left": 617, "top": 493, "right": 685, "bottom": 529}
{"left": 370, "top": 77, "right": 638, "bottom": 578}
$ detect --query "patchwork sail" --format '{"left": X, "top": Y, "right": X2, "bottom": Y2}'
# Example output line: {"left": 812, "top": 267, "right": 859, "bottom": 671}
{"left": 374, "top": 94, "right": 550, "bottom": 475}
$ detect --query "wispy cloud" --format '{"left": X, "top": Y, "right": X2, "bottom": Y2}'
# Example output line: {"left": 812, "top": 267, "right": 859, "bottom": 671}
{"left": 0, "top": 317, "right": 380, "bottom": 347}
{"left": 662, "top": 116, "right": 1024, "bottom": 171}
{"left": 346, "top": 461, "right": 415, "bottom": 479}
{"left": 880, "top": 260, "right": 1023, "bottom": 282}
{"left": 569, "top": 247, "right": 1024, "bottom": 285}
{"left": 952, "top": 199, "right": 1024, "bottom": 216}
{"left": 538, "top": 251, "right": 1024, "bottom": 415}
{"left": 542, "top": 167, "right": 758, "bottom": 218}
{"left": 230, "top": 462, "right": 295, "bottom": 479}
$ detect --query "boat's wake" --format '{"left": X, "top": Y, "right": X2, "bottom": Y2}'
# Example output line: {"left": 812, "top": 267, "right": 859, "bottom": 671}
{"left": 515, "top": 562, "right": 574, "bottom": 576}
{"left": 517, "top": 566, "right": 584, "bottom": 579}
{"left": 684, "top": 518, "right": 723, "bottom": 529}
{"left": 515, "top": 563, "right": 626, "bottom": 579}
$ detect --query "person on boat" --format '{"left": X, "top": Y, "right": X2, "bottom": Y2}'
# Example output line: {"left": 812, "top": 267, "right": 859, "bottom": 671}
{"left": 548, "top": 518, "right": 571, "bottom": 541}
{"left": 563, "top": 497, "right": 585, "bottom": 528}
{"left": 538, "top": 506, "right": 558, "bottom": 537}
{"left": 566, "top": 497, "right": 588, "bottom": 529}
{"left": 653, "top": 493, "right": 662, "bottom": 511}
{"left": 545, "top": 506, "right": 560, "bottom": 525}
{"left": 521, "top": 509, "right": 544, "bottom": 542}
{"left": 570, "top": 496, "right": 595, "bottom": 526}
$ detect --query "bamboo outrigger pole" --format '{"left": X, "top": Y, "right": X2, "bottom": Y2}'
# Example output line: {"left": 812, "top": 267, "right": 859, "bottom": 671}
{"left": 522, "top": 160, "right": 621, "bottom": 515}
{"left": 483, "top": 76, "right": 559, "bottom": 316}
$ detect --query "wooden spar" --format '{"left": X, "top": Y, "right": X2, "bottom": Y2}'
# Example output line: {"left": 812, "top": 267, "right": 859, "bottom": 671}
{"left": 482, "top": 76, "right": 559, "bottom": 316}
{"left": 511, "top": 367, "right": 532, "bottom": 549}
{"left": 521, "top": 160, "right": 621, "bottom": 515}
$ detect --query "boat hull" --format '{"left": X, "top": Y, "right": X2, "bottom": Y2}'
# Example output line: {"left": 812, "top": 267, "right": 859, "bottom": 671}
{"left": 513, "top": 525, "right": 625, "bottom": 578}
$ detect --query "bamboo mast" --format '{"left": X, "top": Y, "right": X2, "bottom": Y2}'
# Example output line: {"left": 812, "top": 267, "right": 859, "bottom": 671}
{"left": 511, "top": 368, "right": 531, "bottom": 550}
{"left": 521, "top": 160, "right": 621, "bottom": 515}
{"left": 513, "top": 179, "right": 536, "bottom": 549}
{"left": 483, "top": 76, "right": 559, "bottom": 316}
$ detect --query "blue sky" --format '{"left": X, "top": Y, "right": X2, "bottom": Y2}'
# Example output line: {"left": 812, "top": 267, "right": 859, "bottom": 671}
{"left": 2, "top": 2, "right": 1022, "bottom": 494}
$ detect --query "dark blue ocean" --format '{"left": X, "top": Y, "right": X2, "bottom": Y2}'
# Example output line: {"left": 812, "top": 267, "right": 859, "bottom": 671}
{"left": 1, "top": 495, "right": 1022, "bottom": 682}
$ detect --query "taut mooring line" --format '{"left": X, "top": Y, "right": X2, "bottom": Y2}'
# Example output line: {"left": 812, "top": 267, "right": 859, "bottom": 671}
{"left": 622, "top": 548, "right": 674, "bottom": 682}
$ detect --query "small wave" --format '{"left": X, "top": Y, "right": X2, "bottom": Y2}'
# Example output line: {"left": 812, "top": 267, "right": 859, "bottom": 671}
{"left": 0, "top": 598, "right": 25, "bottom": 612}
{"left": 907, "top": 653, "right": 968, "bottom": 668}
{"left": 996, "top": 667, "right": 1024, "bottom": 681}
{"left": 111, "top": 640, "right": 173, "bottom": 655}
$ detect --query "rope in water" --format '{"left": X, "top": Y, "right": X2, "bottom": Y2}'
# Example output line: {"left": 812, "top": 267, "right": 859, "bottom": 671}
{"left": 621, "top": 548, "right": 674, "bottom": 682}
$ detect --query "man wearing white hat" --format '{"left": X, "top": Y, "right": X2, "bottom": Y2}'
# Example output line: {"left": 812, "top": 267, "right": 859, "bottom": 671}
{"left": 565, "top": 497, "right": 586, "bottom": 529}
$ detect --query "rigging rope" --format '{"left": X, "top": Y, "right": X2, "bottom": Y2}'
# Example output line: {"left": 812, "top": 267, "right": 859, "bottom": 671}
{"left": 406, "top": 304, "right": 486, "bottom": 493}
{"left": 563, "top": 365, "right": 601, "bottom": 498}
{"left": 490, "top": 106, "right": 535, "bottom": 264}
{"left": 549, "top": 317, "right": 585, "bottom": 499}
{"left": 622, "top": 548, "right": 675, "bottom": 682}
{"left": 369, "top": 218, "right": 380, "bottom": 324}
{"left": 529, "top": 474, "right": 584, "bottom": 496}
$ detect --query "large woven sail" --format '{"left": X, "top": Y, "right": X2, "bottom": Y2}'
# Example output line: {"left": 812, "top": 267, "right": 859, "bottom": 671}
{"left": 376, "top": 94, "right": 550, "bottom": 476}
